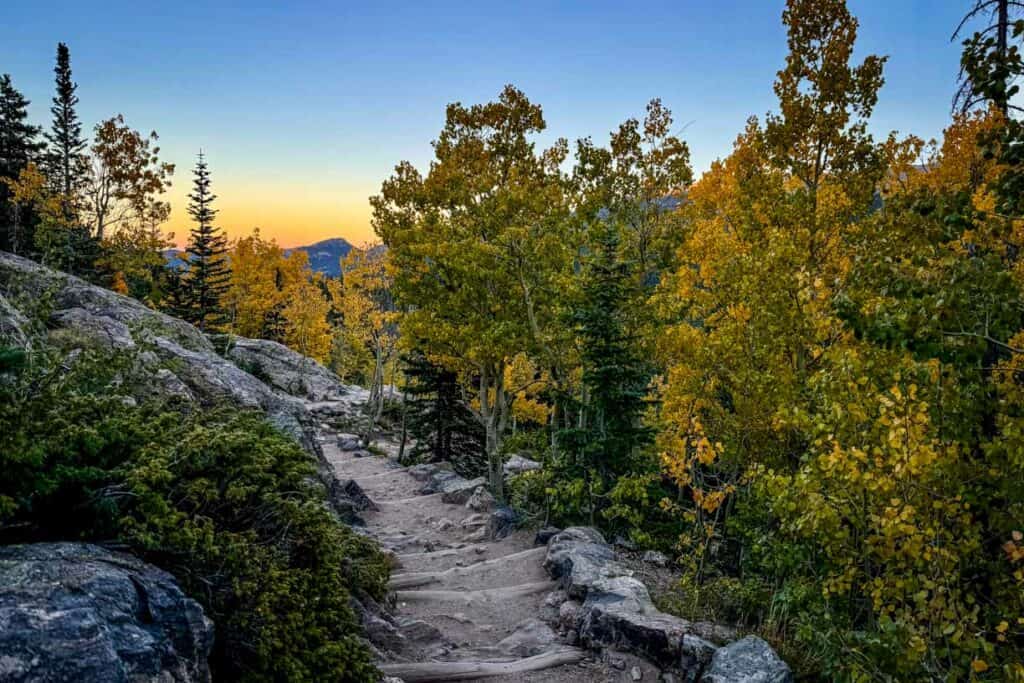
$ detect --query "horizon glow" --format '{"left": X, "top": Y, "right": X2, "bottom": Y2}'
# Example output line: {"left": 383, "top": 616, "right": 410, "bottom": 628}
{"left": 4, "top": 0, "right": 970, "bottom": 248}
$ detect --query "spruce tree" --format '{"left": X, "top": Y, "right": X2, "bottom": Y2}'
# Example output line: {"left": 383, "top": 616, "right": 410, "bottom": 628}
{"left": 400, "top": 350, "right": 485, "bottom": 476}
{"left": 0, "top": 74, "right": 44, "bottom": 252}
{"left": 44, "top": 43, "right": 87, "bottom": 207}
{"left": 555, "top": 225, "right": 653, "bottom": 525}
{"left": 182, "top": 152, "right": 229, "bottom": 331}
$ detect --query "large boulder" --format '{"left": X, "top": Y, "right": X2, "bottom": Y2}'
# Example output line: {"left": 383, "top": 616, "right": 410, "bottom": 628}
{"left": 503, "top": 454, "right": 542, "bottom": 476}
{"left": 542, "top": 527, "right": 787, "bottom": 681}
{"left": 221, "top": 336, "right": 356, "bottom": 402}
{"left": 0, "top": 543, "right": 213, "bottom": 682}
{"left": 543, "top": 527, "right": 621, "bottom": 599}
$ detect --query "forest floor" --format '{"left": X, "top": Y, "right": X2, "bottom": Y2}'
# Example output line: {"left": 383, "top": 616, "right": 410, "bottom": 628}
{"left": 318, "top": 410, "right": 664, "bottom": 683}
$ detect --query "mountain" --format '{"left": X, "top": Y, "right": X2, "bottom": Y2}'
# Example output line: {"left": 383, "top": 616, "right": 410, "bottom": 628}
{"left": 285, "top": 238, "right": 353, "bottom": 277}
{"left": 164, "top": 237, "right": 355, "bottom": 277}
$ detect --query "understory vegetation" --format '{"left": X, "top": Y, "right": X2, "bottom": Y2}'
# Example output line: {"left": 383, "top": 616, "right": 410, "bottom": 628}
{"left": 0, "top": 346, "right": 389, "bottom": 681}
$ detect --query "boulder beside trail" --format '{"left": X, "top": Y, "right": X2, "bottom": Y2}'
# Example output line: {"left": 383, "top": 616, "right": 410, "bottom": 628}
{"left": 0, "top": 543, "right": 214, "bottom": 683}
{"left": 220, "top": 336, "right": 357, "bottom": 403}
{"left": 542, "top": 527, "right": 791, "bottom": 682}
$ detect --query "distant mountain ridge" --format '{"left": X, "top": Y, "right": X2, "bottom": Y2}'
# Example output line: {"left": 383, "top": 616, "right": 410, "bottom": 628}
{"left": 285, "top": 238, "right": 353, "bottom": 277}
{"left": 164, "top": 237, "right": 355, "bottom": 277}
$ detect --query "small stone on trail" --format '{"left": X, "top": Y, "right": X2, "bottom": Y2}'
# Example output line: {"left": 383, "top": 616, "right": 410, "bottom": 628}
{"left": 631, "top": 665, "right": 643, "bottom": 680}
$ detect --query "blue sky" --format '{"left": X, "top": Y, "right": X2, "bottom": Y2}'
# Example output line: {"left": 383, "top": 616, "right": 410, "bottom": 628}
{"left": 3, "top": 1, "right": 970, "bottom": 245}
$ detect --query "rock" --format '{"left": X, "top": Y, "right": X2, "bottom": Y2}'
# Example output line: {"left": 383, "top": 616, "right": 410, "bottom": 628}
{"left": 331, "top": 479, "right": 378, "bottom": 520}
{"left": 503, "top": 454, "right": 542, "bottom": 476}
{"left": 221, "top": 336, "right": 355, "bottom": 401}
{"left": 0, "top": 543, "right": 213, "bottom": 682}
{"left": 558, "top": 600, "right": 582, "bottom": 632}
{"left": 632, "top": 665, "right": 643, "bottom": 680}
{"left": 407, "top": 462, "right": 452, "bottom": 482}
{"left": 488, "top": 505, "right": 519, "bottom": 540}
{"left": 700, "top": 636, "right": 792, "bottom": 683}
{"left": 680, "top": 635, "right": 719, "bottom": 679}
{"left": 153, "top": 368, "right": 195, "bottom": 402}
{"left": 543, "top": 590, "right": 568, "bottom": 608}
{"left": 418, "top": 469, "right": 463, "bottom": 495}
{"left": 336, "top": 433, "right": 363, "bottom": 451}
{"left": 439, "top": 477, "right": 487, "bottom": 504}
{"left": 643, "top": 550, "right": 670, "bottom": 567}
{"left": 465, "top": 486, "right": 496, "bottom": 512}
{"left": 350, "top": 449, "right": 373, "bottom": 458}
{"left": 435, "top": 518, "right": 456, "bottom": 531}
{"left": 0, "top": 292, "right": 32, "bottom": 349}
{"left": 543, "top": 527, "right": 622, "bottom": 599}
{"left": 534, "top": 526, "right": 562, "bottom": 546}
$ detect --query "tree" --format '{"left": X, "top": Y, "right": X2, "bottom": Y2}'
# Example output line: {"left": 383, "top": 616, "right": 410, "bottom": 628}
{"left": 0, "top": 74, "right": 44, "bottom": 252}
{"left": 554, "top": 225, "right": 654, "bottom": 530}
{"left": 400, "top": 350, "right": 485, "bottom": 476}
{"left": 224, "top": 229, "right": 308, "bottom": 341}
{"left": 181, "top": 152, "right": 229, "bottom": 331}
{"left": 44, "top": 43, "right": 87, "bottom": 211}
{"left": 82, "top": 115, "right": 174, "bottom": 241}
{"left": 954, "top": 0, "right": 1023, "bottom": 114}
{"left": 373, "top": 85, "right": 571, "bottom": 500}
{"left": 337, "top": 246, "right": 398, "bottom": 426}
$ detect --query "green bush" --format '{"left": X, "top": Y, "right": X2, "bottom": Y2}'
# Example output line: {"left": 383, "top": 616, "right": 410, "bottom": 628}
{"left": 0, "top": 347, "right": 388, "bottom": 681}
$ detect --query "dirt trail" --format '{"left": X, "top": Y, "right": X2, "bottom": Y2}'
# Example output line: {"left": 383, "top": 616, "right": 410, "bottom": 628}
{"left": 319, "top": 413, "right": 659, "bottom": 683}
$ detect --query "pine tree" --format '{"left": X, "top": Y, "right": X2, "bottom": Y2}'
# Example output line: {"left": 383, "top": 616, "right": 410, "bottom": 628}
{"left": 182, "top": 152, "right": 229, "bottom": 331}
{"left": 556, "top": 225, "right": 653, "bottom": 525}
{"left": 400, "top": 351, "right": 485, "bottom": 477}
{"left": 0, "top": 74, "right": 44, "bottom": 252}
{"left": 44, "top": 43, "right": 87, "bottom": 209}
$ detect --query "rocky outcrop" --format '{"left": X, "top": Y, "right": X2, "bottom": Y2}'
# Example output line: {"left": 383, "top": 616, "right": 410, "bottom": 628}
{"left": 541, "top": 527, "right": 791, "bottom": 682}
{"left": 0, "top": 252, "right": 367, "bottom": 516}
{"left": 0, "top": 292, "right": 31, "bottom": 349}
{"left": 0, "top": 543, "right": 213, "bottom": 682}
{"left": 221, "top": 336, "right": 356, "bottom": 402}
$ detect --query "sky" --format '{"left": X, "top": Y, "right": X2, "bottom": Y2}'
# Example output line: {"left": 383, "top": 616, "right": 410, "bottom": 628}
{"left": 4, "top": 1, "right": 971, "bottom": 248}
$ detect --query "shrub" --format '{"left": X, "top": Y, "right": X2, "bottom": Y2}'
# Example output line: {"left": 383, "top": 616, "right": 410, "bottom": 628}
{"left": 0, "top": 347, "right": 388, "bottom": 682}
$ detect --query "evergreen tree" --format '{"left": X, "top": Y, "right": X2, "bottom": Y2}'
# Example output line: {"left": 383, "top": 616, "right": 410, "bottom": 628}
{"left": 400, "top": 350, "right": 485, "bottom": 477}
{"left": 555, "top": 225, "right": 653, "bottom": 525}
{"left": 182, "top": 152, "right": 229, "bottom": 331}
{"left": 0, "top": 74, "right": 44, "bottom": 252}
{"left": 44, "top": 43, "right": 87, "bottom": 209}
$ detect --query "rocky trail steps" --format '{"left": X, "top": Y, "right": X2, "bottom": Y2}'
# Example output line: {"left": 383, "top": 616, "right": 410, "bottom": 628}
{"left": 316, "top": 407, "right": 793, "bottom": 683}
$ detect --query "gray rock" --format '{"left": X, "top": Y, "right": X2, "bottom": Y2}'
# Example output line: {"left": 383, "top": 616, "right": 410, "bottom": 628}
{"left": 439, "top": 477, "right": 487, "bottom": 504}
{"left": 534, "top": 526, "right": 561, "bottom": 546}
{"left": 153, "top": 368, "right": 195, "bottom": 402}
{"left": 503, "top": 454, "right": 542, "bottom": 476}
{"left": 543, "top": 527, "right": 622, "bottom": 599}
{"left": 700, "top": 636, "right": 792, "bottom": 683}
{"left": 642, "top": 550, "right": 670, "bottom": 567}
{"left": 0, "top": 292, "right": 32, "bottom": 349}
{"left": 222, "top": 336, "right": 356, "bottom": 401}
{"left": 465, "top": 486, "right": 496, "bottom": 512}
{"left": 331, "top": 478, "right": 378, "bottom": 522}
{"left": 336, "top": 433, "right": 363, "bottom": 451}
{"left": 488, "top": 505, "right": 519, "bottom": 540}
{"left": 0, "top": 543, "right": 213, "bottom": 682}
{"left": 407, "top": 462, "right": 452, "bottom": 482}
{"left": 680, "top": 635, "right": 719, "bottom": 680}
